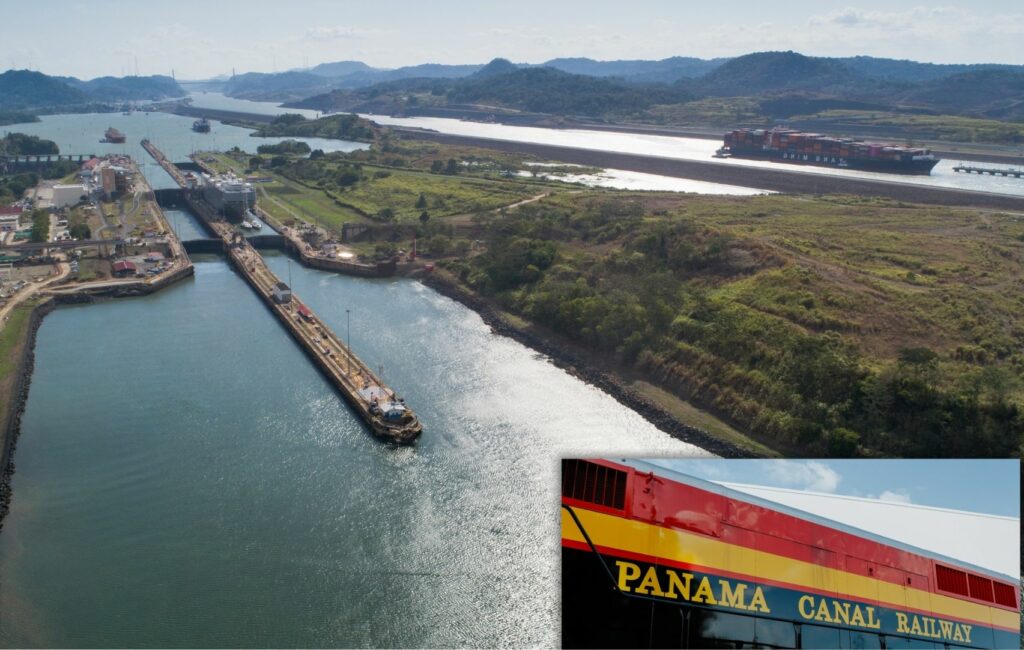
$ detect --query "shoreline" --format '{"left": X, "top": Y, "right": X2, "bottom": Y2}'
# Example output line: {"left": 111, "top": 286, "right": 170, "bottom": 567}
{"left": 0, "top": 269, "right": 194, "bottom": 530}
{"left": 415, "top": 269, "right": 760, "bottom": 458}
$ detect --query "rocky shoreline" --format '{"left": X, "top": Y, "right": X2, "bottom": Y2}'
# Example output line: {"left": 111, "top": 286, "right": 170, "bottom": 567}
{"left": 0, "top": 298, "right": 56, "bottom": 530}
{"left": 416, "top": 270, "right": 757, "bottom": 458}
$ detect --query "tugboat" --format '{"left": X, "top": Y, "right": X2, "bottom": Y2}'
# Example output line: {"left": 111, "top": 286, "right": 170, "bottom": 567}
{"left": 102, "top": 127, "right": 126, "bottom": 143}
{"left": 192, "top": 117, "right": 211, "bottom": 133}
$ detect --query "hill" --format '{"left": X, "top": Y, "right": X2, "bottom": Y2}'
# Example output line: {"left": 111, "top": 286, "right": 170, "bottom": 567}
{"left": 306, "top": 60, "right": 378, "bottom": 78}
{"left": 693, "top": 51, "right": 878, "bottom": 97}
{"left": 61, "top": 74, "right": 184, "bottom": 101}
{"left": 545, "top": 56, "right": 727, "bottom": 83}
{"left": 0, "top": 70, "right": 89, "bottom": 111}
{"left": 833, "top": 56, "right": 1024, "bottom": 82}
{"left": 0, "top": 70, "right": 185, "bottom": 111}
{"left": 896, "top": 70, "right": 1024, "bottom": 120}
{"left": 222, "top": 71, "right": 334, "bottom": 101}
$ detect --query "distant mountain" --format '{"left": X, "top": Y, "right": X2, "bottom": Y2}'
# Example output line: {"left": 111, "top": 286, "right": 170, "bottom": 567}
{"left": 222, "top": 71, "right": 334, "bottom": 101}
{"left": 61, "top": 75, "right": 184, "bottom": 101}
{"left": 693, "top": 51, "right": 875, "bottom": 97}
{"left": 832, "top": 56, "right": 1024, "bottom": 83}
{"left": 0, "top": 70, "right": 89, "bottom": 111}
{"left": 472, "top": 58, "right": 520, "bottom": 78}
{"left": 544, "top": 56, "right": 727, "bottom": 83}
{"left": 897, "top": 70, "right": 1024, "bottom": 119}
{"left": 0, "top": 70, "right": 184, "bottom": 111}
{"left": 306, "top": 60, "right": 378, "bottom": 78}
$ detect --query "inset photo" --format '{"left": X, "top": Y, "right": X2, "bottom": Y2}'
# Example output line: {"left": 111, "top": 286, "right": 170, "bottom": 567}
{"left": 561, "top": 459, "right": 1020, "bottom": 649}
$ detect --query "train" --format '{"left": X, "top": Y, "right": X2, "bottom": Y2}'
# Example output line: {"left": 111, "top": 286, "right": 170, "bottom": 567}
{"left": 561, "top": 458, "right": 1019, "bottom": 649}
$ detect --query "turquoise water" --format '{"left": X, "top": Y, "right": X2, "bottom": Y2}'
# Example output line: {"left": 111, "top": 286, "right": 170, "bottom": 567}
{"left": 0, "top": 204, "right": 706, "bottom": 647}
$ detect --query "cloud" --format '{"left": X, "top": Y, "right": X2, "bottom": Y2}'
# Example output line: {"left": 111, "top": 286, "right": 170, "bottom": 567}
{"left": 763, "top": 460, "right": 842, "bottom": 493}
{"left": 874, "top": 490, "right": 913, "bottom": 504}
{"left": 302, "top": 26, "right": 386, "bottom": 42}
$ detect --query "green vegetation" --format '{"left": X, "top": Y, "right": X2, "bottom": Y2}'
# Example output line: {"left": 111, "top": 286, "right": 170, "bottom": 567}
{"left": 208, "top": 146, "right": 552, "bottom": 229}
{"left": 0, "top": 172, "right": 38, "bottom": 203}
{"left": 0, "top": 69, "right": 183, "bottom": 111}
{"left": 30, "top": 210, "right": 49, "bottom": 242}
{"left": 0, "top": 133, "right": 59, "bottom": 156}
{"left": 0, "top": 112, "right": 39, "bottom": 127}
{"left": 0, "top": 302, "right": 38, "bottom": 426}
{"left": 254, "top": 113, "right": 377, "bottom": 142}
{"left": 439, "top": 192, "right": 1024, "bottom": 457}
{"left": 256, "top": 139, "right": 312, "bottom": 156}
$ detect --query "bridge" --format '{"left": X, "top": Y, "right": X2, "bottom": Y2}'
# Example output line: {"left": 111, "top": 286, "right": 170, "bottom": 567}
{"left": 0, "top": 238, "right": 125, "bottom": 253}
{"left": 952, "top": 164, "right": 1023, "bottom": 178}
{"left": 0, "top": 153, "right": 97, "bottom": 174}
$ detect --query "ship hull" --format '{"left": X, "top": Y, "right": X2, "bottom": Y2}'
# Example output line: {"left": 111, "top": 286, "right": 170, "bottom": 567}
{"left": 726, "top": 147, "right": 939, "bottom": 175}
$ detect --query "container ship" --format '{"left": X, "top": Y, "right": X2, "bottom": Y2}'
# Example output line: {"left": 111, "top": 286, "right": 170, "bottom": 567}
{"left": 192, "top": 117, "right": 211, "bottom": 133}
{"left": 102, "top": 127, "right": 126, "bottom": 143}
{"left": 718, "top": 128, "right": 939, "bottom": 175}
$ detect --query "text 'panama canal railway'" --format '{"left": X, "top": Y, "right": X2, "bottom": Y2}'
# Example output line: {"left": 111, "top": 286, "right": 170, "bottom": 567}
{"left": 716, "top": 128, "right": 940, "bottom": 175}
{"left": 560, "top": 459, "right": 1019, "bottom": 649}
{"left": 140, "top": 138, "right": 422, "bottom": 444}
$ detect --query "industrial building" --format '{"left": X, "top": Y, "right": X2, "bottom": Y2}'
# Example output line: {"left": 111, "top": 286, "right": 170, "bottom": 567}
{"left": 51, "top": 184, "right": 89, "bottom": 209}
{"left": 0, "top": 206, "right": 22, "bottom": 232}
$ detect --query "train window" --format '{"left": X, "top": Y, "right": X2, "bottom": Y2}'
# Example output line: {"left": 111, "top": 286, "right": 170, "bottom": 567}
{"left": 687, "top": 610, "right": 756, "bottom": 649}
{"left": 845, "top": 630, "right": 882, "bottom": 649}
{"left": 800, "top": 624, "right": 840, "bottom": 649}
{"left": 649, "top": 601, "right": 685, "bottom": 649}
{"left": 883, "top": 637, "right": 937, "bottom": 649}
{"left": 755, "top": 618, "right": 796, "bottom": 648}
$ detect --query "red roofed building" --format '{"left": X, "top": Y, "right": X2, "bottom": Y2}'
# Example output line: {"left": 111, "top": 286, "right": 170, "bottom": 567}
{"left": 112, "top": 260, "right": 137, "bottom": 277}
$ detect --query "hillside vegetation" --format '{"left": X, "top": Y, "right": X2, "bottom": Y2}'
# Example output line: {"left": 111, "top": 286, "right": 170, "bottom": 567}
{"left": 0, "top": 70, "right": 184, "bottom": 112}
{"left": 437, "top": 192, "right": 1024, "bottom": 457}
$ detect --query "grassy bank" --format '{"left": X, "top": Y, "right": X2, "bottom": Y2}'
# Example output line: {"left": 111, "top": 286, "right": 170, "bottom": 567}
{"left": 0, "top": 300, "right": 42, "bottom": 439}
{"left": 432, "top": 191, "right": 1024, "bottom": 457}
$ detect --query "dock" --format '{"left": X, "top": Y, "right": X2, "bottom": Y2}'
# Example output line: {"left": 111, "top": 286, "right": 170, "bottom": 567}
{"left": 142, "top": 139, "right": 422, "bottom": 444}
{"left": 952, "top": 164, "right": 1023, "bottom": 178}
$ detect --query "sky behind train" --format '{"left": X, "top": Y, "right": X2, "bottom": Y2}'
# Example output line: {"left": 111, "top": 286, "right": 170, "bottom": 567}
{"left": 4, "top": 1, "right": 1024, "bottom": 79}
{"left": 646, "top": 459, "right": 1020, "bottom": 517}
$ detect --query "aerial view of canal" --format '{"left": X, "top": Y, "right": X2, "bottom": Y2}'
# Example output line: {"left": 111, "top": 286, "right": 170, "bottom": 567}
{"left": 0, "top": 113, "right": 708, "bottom": 647}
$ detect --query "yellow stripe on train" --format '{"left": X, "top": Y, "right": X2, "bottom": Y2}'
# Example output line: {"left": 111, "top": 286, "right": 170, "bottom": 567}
{"left": 562, "top": 508, "right": 1017, "bottom": 631}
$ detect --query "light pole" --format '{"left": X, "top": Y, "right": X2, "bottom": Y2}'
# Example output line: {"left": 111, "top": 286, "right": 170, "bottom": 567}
{"left": 346, "top": 308, "right": 351, "bottom": 375}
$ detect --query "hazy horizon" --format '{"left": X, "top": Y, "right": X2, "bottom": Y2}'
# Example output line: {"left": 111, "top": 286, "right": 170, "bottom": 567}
{"left": 4, "top": 0, "right": 1023, "bottom": 80}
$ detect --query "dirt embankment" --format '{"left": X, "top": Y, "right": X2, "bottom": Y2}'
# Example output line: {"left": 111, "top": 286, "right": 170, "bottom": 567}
{"left": 416, "top": 269, "right": 757, "bottom": 458}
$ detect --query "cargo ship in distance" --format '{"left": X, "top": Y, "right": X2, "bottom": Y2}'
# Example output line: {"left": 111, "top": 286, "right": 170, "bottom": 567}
{"left": 192, "top": 117, "right": 211, "bottom": 133}
{"left": 101, "top": 127, "right": 126, "bottom": 143}
{"left": 718, "top": 128, "right": 940, "bottom": 175}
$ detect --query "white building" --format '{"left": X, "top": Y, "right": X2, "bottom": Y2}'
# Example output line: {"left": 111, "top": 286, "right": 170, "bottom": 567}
{"left": 0, "top": 206, "right": 21, "bottom": 232}
{"left": 51, "top": 184, "right": 88, "bottom": 209}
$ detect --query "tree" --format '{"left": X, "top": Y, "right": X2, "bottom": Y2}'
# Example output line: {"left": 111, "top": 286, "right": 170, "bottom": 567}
{"left": 445, "top": 158, "right": 460, "bottom": 174}
{"left": 429, "top": 235, "right": 449, "bottom": 256}
{"left": 415, "top": 193, "right": 427, "bottom": 209}
{"left": 375, "top": 207, "right": 395, "bottom": 221}
{"left": 430, "top": 160, "right": 444, "bottom": 173}
{"left": 419, "top": 211, "right": 430, "bottom": 224}
{"left": 249, "top": 156, "right": 262, "bottom": 169}
{"left": 30, "top": 210, "right": 49, "bottom": 242}
{"left": 309, "top": 149, "right": 325, "bottom": 160}
{"left": 69, "top": 222, "right": 91, "bottom": 239}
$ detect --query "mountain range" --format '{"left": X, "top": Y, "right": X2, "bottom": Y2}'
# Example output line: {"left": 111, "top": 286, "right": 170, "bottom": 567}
{"left": 0, "top": 70, "right": 185, "bottom": 112}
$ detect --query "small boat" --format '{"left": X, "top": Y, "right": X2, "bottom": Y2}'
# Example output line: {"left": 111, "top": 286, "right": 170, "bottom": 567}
{"left": 712, "top": 147, "right": 730, "bottom": 159}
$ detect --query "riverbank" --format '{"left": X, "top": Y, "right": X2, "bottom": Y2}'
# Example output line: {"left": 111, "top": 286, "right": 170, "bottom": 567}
{"left": 0, "top": 297, "right": 54, "bottom": 529}
{"left": 416, "top": 268, "right": 769, "bottom": 458}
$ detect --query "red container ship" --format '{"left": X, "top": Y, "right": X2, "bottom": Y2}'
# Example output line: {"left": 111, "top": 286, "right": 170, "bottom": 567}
{"left": 718, "top": 128, "right": 940, "bottom": 175}
{"left": 102, "top": 127, "right": 126, "bottom": 144}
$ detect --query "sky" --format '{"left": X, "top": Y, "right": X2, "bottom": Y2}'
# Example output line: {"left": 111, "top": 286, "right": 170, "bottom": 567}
{"left": 642, "top": 459, "right": 1020, "bottom": 517}
{"left": 4, "top": 1, "right": 1024, "bottom": 79}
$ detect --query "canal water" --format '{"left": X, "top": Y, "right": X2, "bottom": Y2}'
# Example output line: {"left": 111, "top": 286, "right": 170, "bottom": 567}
{"left": 0, "top": 161, "right": 707, "bottom": 645}
{"left": 0, "top": 111, "right": 366, "bottom": 191}
{"left": 184, "top": 91, "right": 1024, "bottom": 197}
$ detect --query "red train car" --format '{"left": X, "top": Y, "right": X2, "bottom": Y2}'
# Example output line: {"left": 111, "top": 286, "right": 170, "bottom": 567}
{"left": 561, "top": 459, "right": 1020, "bottom": 649}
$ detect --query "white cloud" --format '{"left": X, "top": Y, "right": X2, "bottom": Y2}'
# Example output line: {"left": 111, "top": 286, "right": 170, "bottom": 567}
{"left": 874, "top": 489, "right": 913, "bottom": 504}
{"left": 763, "top": 460, "right": 842, "bottom": 493}
{"left": 303, "top": 26, "right": 386, "bottom": 42}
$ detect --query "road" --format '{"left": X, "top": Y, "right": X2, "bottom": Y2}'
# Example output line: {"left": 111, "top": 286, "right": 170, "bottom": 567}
{"left": 0, "top": 262, "right": 70, "bottom": 330}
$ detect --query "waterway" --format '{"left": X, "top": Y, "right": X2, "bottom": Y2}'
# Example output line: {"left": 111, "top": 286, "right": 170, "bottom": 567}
{"left": 1, "top": 110, "right": 366, "bottom": 191}
{"left": 184, "top": 91, "right": 1024, "bottom": 197}
{"left": 0, "top": 156, "right": 708, "bottom": 646}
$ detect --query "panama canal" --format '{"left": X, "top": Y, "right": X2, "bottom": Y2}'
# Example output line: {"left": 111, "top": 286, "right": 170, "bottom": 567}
{"left": 0, "top": 113, "right": 706, "bottom": 648}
